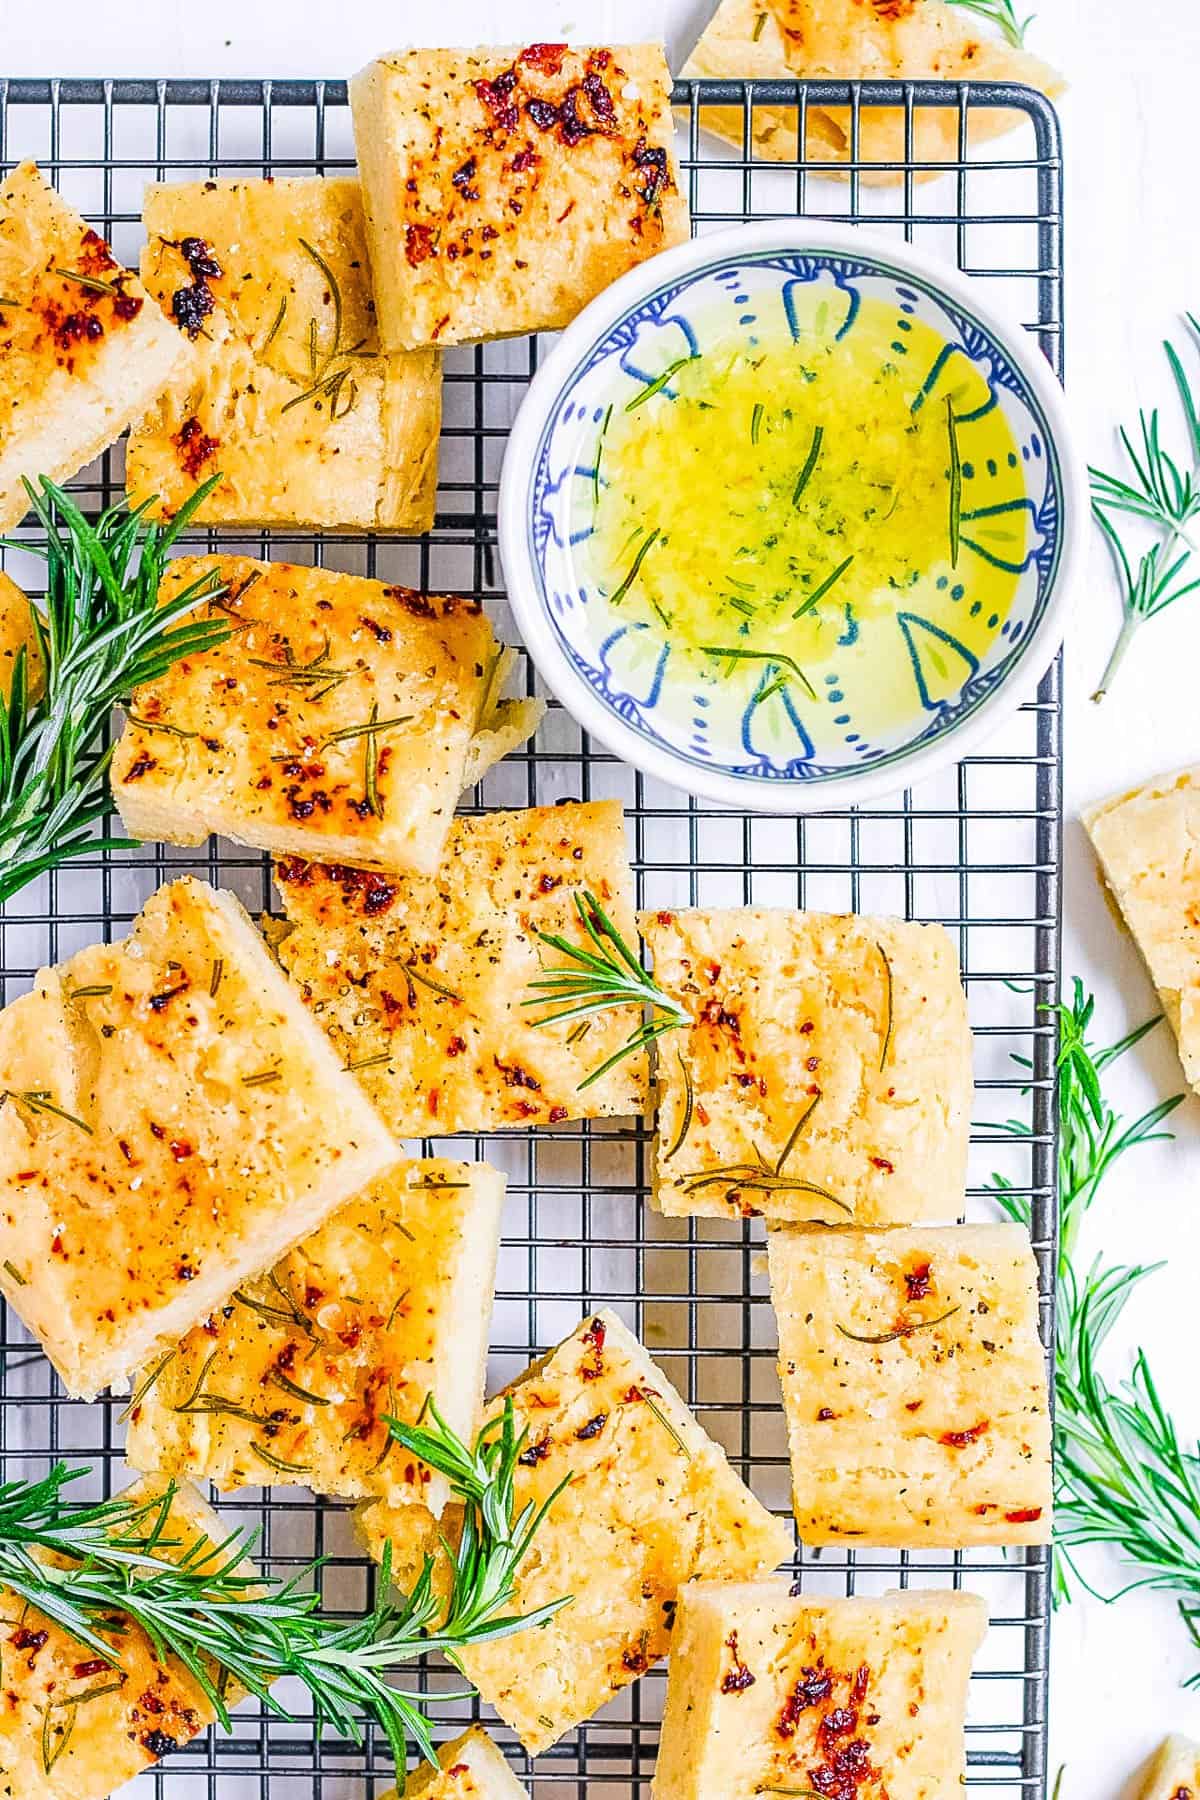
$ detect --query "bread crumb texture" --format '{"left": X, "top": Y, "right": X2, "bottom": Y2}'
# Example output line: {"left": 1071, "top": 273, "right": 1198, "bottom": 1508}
{"left": 275, "top": 800, "right": 647, "bottom": 1133}
{"left": 769, "top": 1221, "right": 1051, "bottom": 1546}
{"left": 359, "top": 1309, "right": 791, "bottom": 1754}
{"left": 641, "top": 908, "right": 971, "bottom": 1224}
{"left": 127, "top": 176, "right": 441, "bottom": 531}
{"left": 651, "top": 1579, "right": 988, "bottom": 1800}
{"left": 0, "top": 877, "right": 397, "bottom": 1397}
{"left": 349, "top": 44, "right": 687, "bottom": 349}
{"left": 0, "top": 161, "right": 184, "bottom": 528}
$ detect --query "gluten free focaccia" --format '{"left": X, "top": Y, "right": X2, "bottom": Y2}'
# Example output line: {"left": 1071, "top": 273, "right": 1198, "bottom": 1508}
{"left": 768, "top": 1222, "right": 1051, "bottom": 1546}
{"left": 641, "top": 909, "right": 971, "bottom": 1225}
{"left": 1139, "top": 1736, "right": 1200, "bottom": 1800}
{"left": 385, "top": 1726, "right": 529, "bottom": 1800}
{"left": 0, "top": 877, "right": 396, "bottom": 1398}
{"left": 126, "top": 1156, "right": 502, "bottom": 1509}
{"left": 682, "top": 0, "right": 1064, "bottom": 182}
{"left": 111, "top": 555, "right": 541, "bottom": 875}
{"left": 0, "top": 162, "right": 185, "bottom": 529}
{"left": 349, "top": 44, "right": 688, "bottom": 349}
{"left": 126, "top": 177, "right": 441, "bottom": 531}
{"left": 1084, "top": 766, "right": 1200, "bottom": 1091}
{"left": 651, "top": 1580, "right": 987, "bottom": 1800}
{"left": 360, "top": 1310, "right": 791, "bottom": 1755}
{"left": 274, "top": 800, "right": 647, "bottom": 1132}
{"left": 0, "top": 1479, "right": 243, "bottom": 1800}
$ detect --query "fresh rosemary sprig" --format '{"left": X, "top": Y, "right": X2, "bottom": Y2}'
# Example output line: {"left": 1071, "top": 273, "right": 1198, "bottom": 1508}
{"left": 0, "top": 476, "right": 229, "bottom": 905}
{"left": 1089, "top": 312, "right": 1200, "bottom": 700}
{"left": 942, "top": 0, "right": 1032, "bottom": 47}
{"left": 0, "top": 1399, "right": 567, "bottom": 1772}
{"left": 524, "top": 890, "right": 688, "bottom": 1088}
{"left": 986, "top": 981, "right": 1200, "bottom": 1637}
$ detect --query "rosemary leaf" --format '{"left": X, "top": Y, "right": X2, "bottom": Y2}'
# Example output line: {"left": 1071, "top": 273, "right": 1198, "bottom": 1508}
{"left": 791, "top": 553, "right": 855, "bottom": 622}
{"left": 791, "top": 424, "right": 824, "bottom": 508}
{"left": 663, "top": 1051, "right": 695, "bottom": 1163}
{"left": 877, "top": 941, "right": 894, "bottom": 1070}
{"left": 52, "top": 267, "right": 120, "bottom": 296}
{"left": 942, "top": 0, "right": 1031, "bottom": 46}
{"left": 699, "top": 646, "right": 817, "bottom": 701}
{"left": 625, "top": 355, "right": 696, "bottom": 413}
{"left": 609, "top": 529, "right": 660, "bottom": 606}
{"left": 835, "top": 1304, "right": 961, "bottom": 1346}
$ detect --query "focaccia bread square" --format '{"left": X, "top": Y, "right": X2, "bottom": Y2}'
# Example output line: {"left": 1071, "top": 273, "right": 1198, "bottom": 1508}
{"left": 768, "top": 1222, "right": 1051, "bottom": 1546}
{"left": 0, "top": 162, "right": 185, "bottom": 529}
{"left": 0, "top": 1479, "right": 245, "bottom": 1799}
{"left": 681, "top": 0, "right": 1063, "bottom": 184}
{"left": 651, "top": 1579, "right": 987, "bottom": 1800}
{"left": 125, "top": 1155, "right": 502, "bottom": 1508}
{"left": 0, "top": 876, "right": 397, "bottom": 1398}
{"left": 641, "top": 909, "right": 971, "bottom": 1224}
{"left": 360, "top": 1309, "right": 791, "bottom": 1755}
{"left": 274, "top": 800, "right": 648, "bottom": 1132}
{"left": 349, "top": 44, "right": 688, "bottom": 349}
{"left": 384, "top": 1726, "right": 529, "bottom": 1799}
{"left": 111, "top": 555, "right": 541, "bottom": 875}
{"left": 1084, "top": 766, "right": 1200, "bottom": 1091}
{"left": 126, "top": 177, "right": 441, "bottom": 531}
{"left": 1139, "top": 1735, "right": 1200, "bottom": 1800}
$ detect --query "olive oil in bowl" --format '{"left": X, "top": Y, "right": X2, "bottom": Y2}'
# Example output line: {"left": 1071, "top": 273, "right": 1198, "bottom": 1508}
{"left": 580, "top": 291, "right": 1029, "bottom": 770}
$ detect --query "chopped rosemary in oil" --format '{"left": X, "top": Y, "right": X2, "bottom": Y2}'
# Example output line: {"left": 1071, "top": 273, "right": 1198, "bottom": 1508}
{"left": 877, "top": 941, "right": 894, "bottom": 1070}
{"left": 0, "top": 1089, "right": 92, "bottom": 1133}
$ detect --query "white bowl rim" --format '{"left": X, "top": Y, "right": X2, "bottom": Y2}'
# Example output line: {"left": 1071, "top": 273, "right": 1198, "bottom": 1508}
{"left": 498, "top": 217, "right": 1085, "bottom": 814}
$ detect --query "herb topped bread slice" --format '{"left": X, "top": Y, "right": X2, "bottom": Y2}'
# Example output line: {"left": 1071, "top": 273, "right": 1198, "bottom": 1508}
{"left": 359, "top": 1309, "right": 792, "bottom": 1756}
{"left": 383, "top": 1726, "right": 529, "bottom": 1799}
{"left": 0, "top": 1478, "right": 242, "bottom": 1800}
{"left": 768, "top": 1222, "right": 1051, "bottom": 1546}
{"left": 1139, "top": 1736, "right": 1200, "bottom": 1800}
{"left": 640, "top": 908, "right": 971, "bottom": 1225}
{"left": 650, "top": 1579, "right": 988, "bottom": 1800}
{"left": 274, "top": 800, "right": 648, "bottom": 1132}
{"left": 125, "top": 1156, "right": 503, "bottom": 1509}
{"left": 1084, "top": 766, "right": 1200, "bottom": 1092}
{"left": 0, "top": 876, "right": 397, "bottom": 1399}
{"left": 110, "top": 555, "right": 542, "bottom": 876}
{"left": 681, "top": 0, "right": 1064, "bottom": 182}
{"left": 349, "top": 45, "right": 688, "bottom": 350}
{"left": 0, "top": 162, "right": 186, "bottom": 530}
{"left": 126, "top": 177, "right": 441, "bottom": 532}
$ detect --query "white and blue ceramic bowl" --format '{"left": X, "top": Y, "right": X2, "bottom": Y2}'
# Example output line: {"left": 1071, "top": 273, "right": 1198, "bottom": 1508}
{"left": 498, "top": 220, "right": 1085, "bottom": 811}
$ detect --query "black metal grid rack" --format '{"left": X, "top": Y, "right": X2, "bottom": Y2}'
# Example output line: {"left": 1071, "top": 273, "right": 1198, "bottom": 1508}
{"left": 0, "top": 75, "right": 1063, "bottom": 1799}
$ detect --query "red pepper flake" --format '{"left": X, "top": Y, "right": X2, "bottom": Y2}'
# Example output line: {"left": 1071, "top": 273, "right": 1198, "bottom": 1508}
{"left": 525, "top": 97, "right": 560, "bottom": 132}
{"left": 305, "top": 1285, "right": 324, "bottom": 1309}
{"left": 446, "top": 1035, "right": 467, "bottom": 1057}
{"left": 123, "top": 754, "right": 157, "bottom": 782}
{"left": 405, "top": 222, "right": 439, "bottom": 267}
{"left": 451, "top": 156, "right": 479, "bottom": 200}
{"left": 852, "top": 1665, "right": 870, "bottom": 1705}
{"left": 632, "top": 135, "right": 669, "bottom": 207}
{"left": 169, "top": 1139, "right": 193, "bottom": 1162}
{"left": 361, "top": 611, "right": 396, "bottom": 639}
{"left": 518, "top": 1433, "right": 552, "bottom": 1466}
{"left": 905, "top": 1399, "right": 923, "bottom": 1412}
{"left": 473, "top": 67, "right": 519, "bottom": 132}
{"left": 548, "top": 1104, "right": 568, "bottom": 1123}
{"left": 939, "top": 1419, "right": 990, "bottom": 1448}
{"left": 575, "top": 1412, "right": 607, "bottom": 1440}
{"left": 73, "top": 1658, "right": 111, "bottom": 1678}
{"left": 700, "top": 998, "right": 740, "bottom": 1033}
{"left": 870, "top": 1154, "right": 895, "bottom": 1173}
{"left": 113, "top": 290, "right": 143, "bottom": 321}
{"left": 904, "top": 1261, "right": 932, "bottom": 1301}
{"left": 537, "top": 872, "right": 561, "bottom": 893}
{"left": 12, "top": 1627, "right": 48, "bottom": 1657}
{"left": 520, "top": 41, "right": 567, "bottom": 73}
{"left": 817, "top": 1405, "right": 836, "bottom": 1421}
{"left": 495, "top": 1057, "right": 541, "bottom": 1091}
{"left": 508, "top": 151, "right": 537, "bottom": 175}
{"left": 621, "top": 1640, "right": 650, "bottom": 1674}
{"left": 173, "top": 415, "right": 219, "bottom": 479}
{"left": 581, "top": 70, "right": 616, "bottom": 126}
{"left": 1004, "top": 1507, "right": 1044, "bottom": 1524}
{"left": 276, "top": 858, "right": 399, "bottom": 918}
{"left": 777, "top": 1664, "right": 833, "bottom": 1737}
{"left": 580, "top": 1314, "right": 606, "bottom": 1380}
{"left": 149, "top": 982, "right": 187, "bottom": 1012}
{"left": 720, "top": 1630, "right": 756, "bottom": 1693}
{"left": 141, "top": 1729, "right": 180, "bottom": 1758}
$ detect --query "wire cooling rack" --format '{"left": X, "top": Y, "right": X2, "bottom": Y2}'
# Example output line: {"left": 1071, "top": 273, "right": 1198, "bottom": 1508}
{"left": 0, "top": 74, "right": 1062, "bottom": 1800}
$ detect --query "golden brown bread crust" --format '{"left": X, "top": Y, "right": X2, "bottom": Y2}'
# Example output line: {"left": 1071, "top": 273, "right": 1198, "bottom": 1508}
{"left": 274, "top": 800, "right": 648, "bottom": 1133}
{"left": 0, "top": 877, "right": 397, "bottom": 1398}
{"left": 641, "top": 908, "right": 971, "bottom": 1225}
{"left": 125, "top": 1156, "right": 503, "bottom": 1510}
{"left": 768, "top": 1221, "right": 1052, "bottom": 1546}
{"left": 0, "top": 162, "right": 185, "bottom": 528}
{"left": 126, "top": 177, "right": 441, "bottom": 531}
{"left": 386, "top": 1726, "right": 530, "bottom": 1798}
{"left": 651, "top": 1580, "right": 988, "bottom": 1799}
{"left": 360, "top": 1310, "right": 791, "bottom": 1755}
{"left": 1137, "top": 1735, "right": 1200, "bottom": 1800}
{"left": 1083, "top": 765, "right": 1200, "bottom": 1092}
{"left": 681, "top": 0, "right": 1064, "bottom": 182}
{"left": 349, "top": 44, "right": 688, "bottom": 349}
{"left": 110, "top": 555, "right": 541, "bottom": 876}
{"left": 0, "top": 1480, "right": 243, "bottom": 1800}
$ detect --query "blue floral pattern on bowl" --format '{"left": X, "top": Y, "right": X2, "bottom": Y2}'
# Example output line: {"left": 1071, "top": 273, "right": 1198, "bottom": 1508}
{"left": 525, "top": 249, "right": 1063, "bottom": 786}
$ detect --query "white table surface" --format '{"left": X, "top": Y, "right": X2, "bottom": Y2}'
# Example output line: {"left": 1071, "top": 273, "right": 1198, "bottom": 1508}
{"left": 8, "top": 1, "right": 1200, "bottom": 1793}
